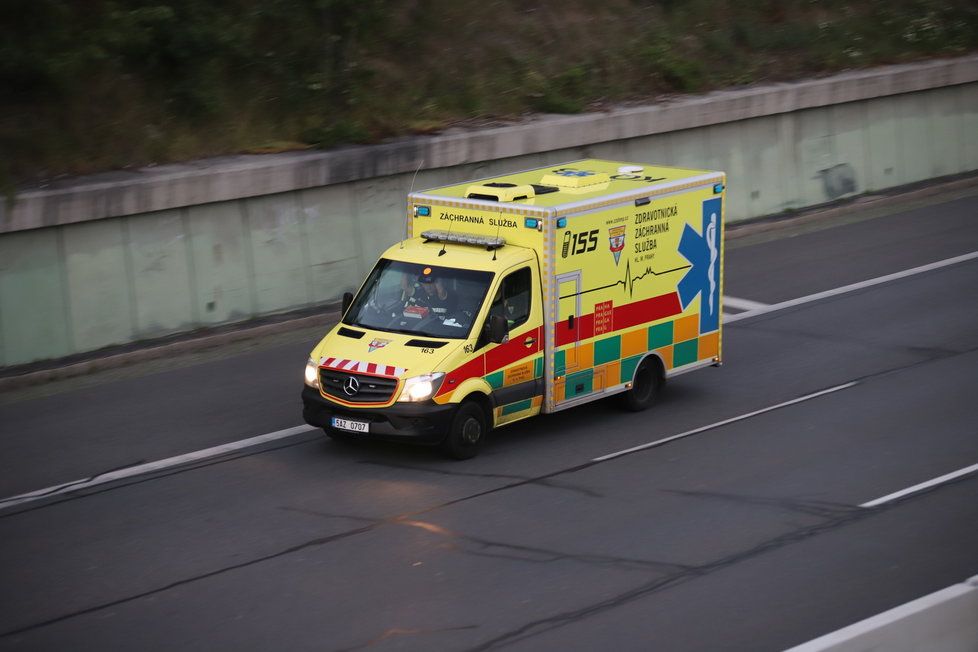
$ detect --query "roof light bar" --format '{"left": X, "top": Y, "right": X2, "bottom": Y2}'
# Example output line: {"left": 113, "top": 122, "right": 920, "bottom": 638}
{"left": 420, "top": 230, "right": 506, "bottom": 250}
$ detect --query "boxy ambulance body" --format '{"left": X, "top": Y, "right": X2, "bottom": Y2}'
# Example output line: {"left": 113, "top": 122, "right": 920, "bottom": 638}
{"left": 302, "top": 160, "right": 726, "bottom": 458}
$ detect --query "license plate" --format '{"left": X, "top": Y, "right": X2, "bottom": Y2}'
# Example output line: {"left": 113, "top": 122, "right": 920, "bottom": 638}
{"left": 331, "top": 417, "right": 369, "bottom": 433}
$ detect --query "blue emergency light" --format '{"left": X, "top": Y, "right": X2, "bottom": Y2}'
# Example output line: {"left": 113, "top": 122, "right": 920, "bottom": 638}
{"left": 556, "top": 217, "right": 567, "bottom": 228}
{"left": 414, "top": 205, "right": 431, "bottom": 217}
{"left": 713, "top": 183, "right": 725, "bottom": 194}
{"left": 524, "top": 217, "right": 539, "bottom": 229}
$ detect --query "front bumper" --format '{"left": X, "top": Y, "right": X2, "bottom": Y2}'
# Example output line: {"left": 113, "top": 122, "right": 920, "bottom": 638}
{"left": 301, "top": 386, "right": 456, "bottom": 444}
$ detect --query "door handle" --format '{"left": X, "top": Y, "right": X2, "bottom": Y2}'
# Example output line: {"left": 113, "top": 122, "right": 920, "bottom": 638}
{"left": 523, "top": 336, "right": 537, "bottom": 347}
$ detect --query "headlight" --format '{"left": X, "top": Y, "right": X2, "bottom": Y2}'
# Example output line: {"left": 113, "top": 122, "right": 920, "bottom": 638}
{"left": 397, "top": 372, "right": 445, "bottom": 402}
{"left": 304, "top": 357, "right": 320, "bottom": 388}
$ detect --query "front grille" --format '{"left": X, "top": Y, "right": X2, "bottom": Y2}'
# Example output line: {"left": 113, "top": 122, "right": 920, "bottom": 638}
{"left": 320, "top": 369, "right": 398, "bottom": 403}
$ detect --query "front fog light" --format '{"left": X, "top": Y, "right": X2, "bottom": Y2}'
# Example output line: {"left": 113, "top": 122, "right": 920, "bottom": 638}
{"left": 304, "top": 358, "right": 320, "bottom": 388}
{"left": 397, "top": 373, "right": 445, "bottom": 402}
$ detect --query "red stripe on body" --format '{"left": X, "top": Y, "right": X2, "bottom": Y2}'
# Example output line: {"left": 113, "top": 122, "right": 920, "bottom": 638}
{"left": 484, "top": 326, "right": 542, "bottom": 374}
{"left": 555, "top": 292, "right": 682, "bottom": 346}
{"left": 437, "top": 356, "right": 486, "bottom": 398}
{"left": 432, "top": 324, "right": 544, "bottom": 399}
{"left": 555, "top": 314, "right": 593, "bottom": 347}
{"left": 613, "top": 292, "right": 682, "bottom": 330}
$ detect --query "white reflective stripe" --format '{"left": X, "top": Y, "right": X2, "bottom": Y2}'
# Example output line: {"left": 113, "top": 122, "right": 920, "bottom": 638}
{"left": 320, "top": 357, "right": 404, "bottom": 378}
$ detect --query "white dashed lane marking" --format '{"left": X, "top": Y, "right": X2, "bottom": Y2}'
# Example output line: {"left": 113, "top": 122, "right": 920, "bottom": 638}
{"left": 722, "top": 296, "right": 770, "bottom": 311}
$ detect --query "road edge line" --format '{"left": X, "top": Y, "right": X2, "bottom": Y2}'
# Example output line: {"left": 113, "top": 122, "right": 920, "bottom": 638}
{"left": 0, "top": 424, "right": 318, "bottom": 512}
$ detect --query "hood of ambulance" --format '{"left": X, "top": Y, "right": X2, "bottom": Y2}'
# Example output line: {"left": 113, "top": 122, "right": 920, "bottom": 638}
{"left": 311, "top": 324, "right": 465, "bottom": 382}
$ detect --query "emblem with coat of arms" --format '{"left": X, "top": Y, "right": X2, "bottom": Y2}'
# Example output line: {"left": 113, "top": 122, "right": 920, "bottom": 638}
{"left": 608, "top": 226, "right": 626, "bottom": 265}
{"left": 368, "top": 338, "right": 391, "bottom": 353}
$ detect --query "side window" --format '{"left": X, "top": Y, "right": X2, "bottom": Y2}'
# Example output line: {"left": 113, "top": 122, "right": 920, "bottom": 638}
{"left": 477, "top": 267, "right": 533, "bottom": 350}
{"left": 489, "top": 267, "right": 531, "bottom": 328}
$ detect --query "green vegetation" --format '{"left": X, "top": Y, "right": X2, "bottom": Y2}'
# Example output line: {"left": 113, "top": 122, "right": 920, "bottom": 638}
{"left": 2, "top": 0, "right": 976, "bottom": 184}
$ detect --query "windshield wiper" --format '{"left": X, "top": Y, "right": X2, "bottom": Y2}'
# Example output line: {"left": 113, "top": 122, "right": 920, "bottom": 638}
{"left": 366, "top": 325, "right": 421, "bottom": 336}
{"left": 417, "top": 330, "right": 466, "bottom": 339}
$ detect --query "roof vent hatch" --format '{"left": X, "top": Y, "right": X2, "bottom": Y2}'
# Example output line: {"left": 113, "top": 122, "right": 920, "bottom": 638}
{"left": 464, "top": 182, "right": 536, "bottom": 202}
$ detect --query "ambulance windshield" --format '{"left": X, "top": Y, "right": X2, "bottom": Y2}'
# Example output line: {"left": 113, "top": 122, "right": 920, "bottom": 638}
{"left": 343, "top": 259, "right": 493, "bottom": 339}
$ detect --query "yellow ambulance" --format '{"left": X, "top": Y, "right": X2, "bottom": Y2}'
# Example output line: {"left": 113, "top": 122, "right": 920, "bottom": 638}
{"left": 302, "top": 160, "right": 725, "bottom": 458}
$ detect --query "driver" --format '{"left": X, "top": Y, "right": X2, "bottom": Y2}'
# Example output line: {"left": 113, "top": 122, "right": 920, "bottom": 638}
{"left": 402, "top": 267, "right": 456, "bottom": 318}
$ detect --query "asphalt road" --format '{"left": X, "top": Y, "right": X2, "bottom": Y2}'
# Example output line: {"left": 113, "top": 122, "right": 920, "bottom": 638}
{"left": 1, "top": 184, "right": 977, "bottom": 651}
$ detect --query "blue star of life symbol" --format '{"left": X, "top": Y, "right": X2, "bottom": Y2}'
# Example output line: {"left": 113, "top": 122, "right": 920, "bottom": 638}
{"left": 678, "top": 198, "right": 722, "bottom": 333}
{"left": 553, "top": 169, "right": 595, "bottom": 177}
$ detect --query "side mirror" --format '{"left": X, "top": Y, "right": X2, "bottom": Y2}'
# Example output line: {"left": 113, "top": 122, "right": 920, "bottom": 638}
{"left": 341, "top": 292, "right": 354, "bottom": 316}
{"left": 489, "top": 314, "right": 509, "bottom": 344}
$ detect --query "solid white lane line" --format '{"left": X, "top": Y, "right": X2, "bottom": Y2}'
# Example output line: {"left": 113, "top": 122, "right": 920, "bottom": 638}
{"left": 592, "top": 382, "right": 858, "bottom": 463}
{"left": 726, "top": 250, "right": 978, "bottom": 323}
{"left": 0, "top": 424, "right": 317, "bottom": 511}
{"left": 860, "top": 462, "right": 978, "bottom": 508}
{"left": 722, "top": 296, "right": 770, "bottom": 311}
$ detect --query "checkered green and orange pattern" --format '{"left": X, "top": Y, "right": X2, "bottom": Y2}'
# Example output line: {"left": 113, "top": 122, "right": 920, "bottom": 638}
{"left": 554, "top": 314, "right": 719, "bottom": 402}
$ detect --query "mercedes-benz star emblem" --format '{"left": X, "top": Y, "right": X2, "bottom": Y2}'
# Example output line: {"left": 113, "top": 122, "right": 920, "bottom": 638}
{"left": 343, "top": 376, "right": 360, "bottom": 396}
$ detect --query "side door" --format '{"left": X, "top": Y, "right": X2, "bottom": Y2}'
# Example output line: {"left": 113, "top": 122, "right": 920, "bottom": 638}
{"left": 478, "top": 263, "right": 545, "bottom": 426}
{"left": 555, "top": 270, "right": 582, "bottom": 377}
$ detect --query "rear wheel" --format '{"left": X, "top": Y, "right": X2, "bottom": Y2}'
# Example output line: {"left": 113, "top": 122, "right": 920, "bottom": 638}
{"left": 442, "top": 401, "right": 488, "bottom": 460}
{"left": 620, "top": 356, "right": 663, "bottom": 412}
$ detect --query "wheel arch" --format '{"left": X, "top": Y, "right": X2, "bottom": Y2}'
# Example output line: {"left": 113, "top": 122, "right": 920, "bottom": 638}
{"left": 460, "top": 390, "right": 493, "bottom": 425}
{"left": 630, "top": 351, "right": 666, "bottom": 386}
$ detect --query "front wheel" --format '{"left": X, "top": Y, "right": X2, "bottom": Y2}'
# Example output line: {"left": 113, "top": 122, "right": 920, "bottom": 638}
{"left": 442, "top": 401, "right": 488, "bottom": 460}
{"left": 620, "top": 357, "right": 663, "bottom": 412}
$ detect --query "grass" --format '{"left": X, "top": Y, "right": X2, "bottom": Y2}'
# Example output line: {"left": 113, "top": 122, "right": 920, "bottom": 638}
{"left": 2, "top": 0, "right": 977, "bottom": 185}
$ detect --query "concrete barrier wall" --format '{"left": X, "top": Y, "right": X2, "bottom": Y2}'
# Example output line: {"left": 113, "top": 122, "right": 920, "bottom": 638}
{"left": 1, "top": 57, "right": 977, "bottom": 367}
{"left": 786, "top": 575, "right": 978, "bottom": 652}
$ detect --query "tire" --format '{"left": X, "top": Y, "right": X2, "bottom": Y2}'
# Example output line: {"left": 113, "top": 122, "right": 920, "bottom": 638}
{"left": 620, "top": 356, "right": 663, "bottom": 412}
{"left": 442, "top": 401, "right": 488, "bottom": 460}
